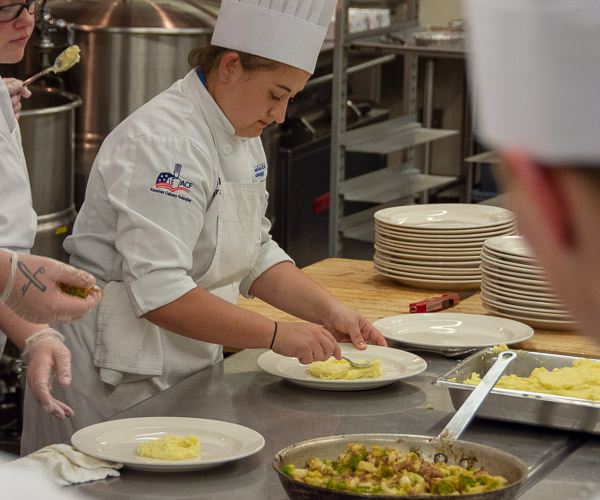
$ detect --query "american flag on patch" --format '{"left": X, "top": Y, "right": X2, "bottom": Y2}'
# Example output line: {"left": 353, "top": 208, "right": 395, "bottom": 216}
{"left": 155, "top": 169, "right": 190, "bottom": 193}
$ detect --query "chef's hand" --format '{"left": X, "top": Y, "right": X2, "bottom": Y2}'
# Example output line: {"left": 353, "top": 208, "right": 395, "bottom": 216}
{"left": 21, "top": 328, "right": 74, "bottom": 419}
{"left": 3, "top": 78, "right": 31, "bottom": 120}
{"left": 0, "top": 251, "right": 103, "bottom": 324}
{"left": 271, "top": 322, "right": 343, "bottom": 365}
{"left": 321, "top": 302, "right": 387, "bottom": 350}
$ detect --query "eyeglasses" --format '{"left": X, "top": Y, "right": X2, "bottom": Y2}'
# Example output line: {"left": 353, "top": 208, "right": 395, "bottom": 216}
{"left": 0, "top": 0, "right": 46, "bottom": 23}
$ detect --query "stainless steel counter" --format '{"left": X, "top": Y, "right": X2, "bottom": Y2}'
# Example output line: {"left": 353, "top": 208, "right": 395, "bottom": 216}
{"left": 71, "top": 349, "right": 600, "bottom": 499}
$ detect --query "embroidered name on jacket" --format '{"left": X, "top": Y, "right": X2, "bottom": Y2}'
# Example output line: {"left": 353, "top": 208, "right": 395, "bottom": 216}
{"left": 151, "top": 163, "right": 193, "bottom": 203}
{"left": 253, "top": 163, "right": 266, "bottom": 180}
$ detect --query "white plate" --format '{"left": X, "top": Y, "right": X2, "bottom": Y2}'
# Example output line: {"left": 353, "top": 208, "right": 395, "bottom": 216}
{"left": 375, "top": 220, "right": 517, "bottom": 237}
{"left": 375, "top": 219, "right": 517, "bottom": 235}
{"left": 481, "top": 280, "right": 564, "bottom": 308}
{"left": 374, "top": 313, "right": 534, "bottom": 350}
{"left": 374, "top": 265, "right": 481, "bottom": 290}
{"left": 481, "top": 277, "right": 561, "bottom": 302}
{"left": 480, "top": 249, "right": 544, "bottom": 272}
{"left": 481, "top": 284, "right": 566, "bottom": 309}
{"left": 374, "top": 204, "right": 515, "bottom": 229}
{"left": 256, "top": 344, "right": 427, "bottom": 391}
{"left": 374, "top": 251, "right": 480, "bottom": 268}
{"left": 481, "top": 302, "right": 577, "bottom": 331}
{"left": 71, "top": 417, "right": 265, "bottom": 472}
{"left": 480, "top": 291, "right": 571, "bottom": 318}
{"left": 376, "top": 234, "right": 487, "bottom": 249}
{"left": 374, "top": 264, "right": 480, "bottom": 281}
{"left": 374, "top": 225, "right": 517, "bottom": 243}
{"left": 375, "top": 243, "right": 481, "bottom": 259}
{"left": 374, "top": 257, "right": 480, "bottom": 276}
{"left": 483, "top": 235, "right": 535, "bottom": 258}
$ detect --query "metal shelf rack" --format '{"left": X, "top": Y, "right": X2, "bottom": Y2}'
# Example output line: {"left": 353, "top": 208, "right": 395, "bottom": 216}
{"left": 328, "top": 0, "right": 462, "bottom": 257}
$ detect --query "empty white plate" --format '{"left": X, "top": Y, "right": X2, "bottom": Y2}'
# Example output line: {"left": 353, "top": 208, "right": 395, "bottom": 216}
{"left": 374, "top": 313, "right": 533, "bottom": 350}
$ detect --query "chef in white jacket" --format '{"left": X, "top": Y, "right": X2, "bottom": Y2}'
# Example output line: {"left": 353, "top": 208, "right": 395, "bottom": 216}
{"left": 21, "top": 0, "right": 387, "bottom": 454}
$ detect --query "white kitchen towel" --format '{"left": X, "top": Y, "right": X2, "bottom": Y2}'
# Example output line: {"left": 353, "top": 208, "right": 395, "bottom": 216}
{"left": 94, "top": 281, "right": 163, "bottom": 386}
{"left": 4, "top": 444, "right": 123, "bottom": 486}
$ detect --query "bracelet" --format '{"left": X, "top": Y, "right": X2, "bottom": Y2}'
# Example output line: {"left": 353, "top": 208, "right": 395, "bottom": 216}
{"left": 269, "top": 322, "right": 278, "bottom": 350}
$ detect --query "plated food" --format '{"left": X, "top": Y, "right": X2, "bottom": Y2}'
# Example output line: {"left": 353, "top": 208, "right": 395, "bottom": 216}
{"left": 137, "top": 434, "right": 200, "bottom": 460}
{"left": 308, "top": 359, "right": 382, "bottom": 380}
{"left": 71, "top": 417, "right": 265, "bottom": 471}
{"left": 282, "top": 442, "right": 508, "bottom": 496}
{"left": 257, "top": 344, "right": 426, "bottom": 391}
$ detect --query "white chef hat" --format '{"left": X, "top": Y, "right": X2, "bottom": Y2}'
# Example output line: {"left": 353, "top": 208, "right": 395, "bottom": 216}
{"left": 467, "top": 0, "right": 600, "bottom": 165}
{"left": 211, "top": 0, "right": 337, "bottom": 74}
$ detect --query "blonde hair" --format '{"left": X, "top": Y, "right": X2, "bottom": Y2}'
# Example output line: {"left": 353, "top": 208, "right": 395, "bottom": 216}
{"left": 188, "top": 45, "right": 283, "bottom": 75}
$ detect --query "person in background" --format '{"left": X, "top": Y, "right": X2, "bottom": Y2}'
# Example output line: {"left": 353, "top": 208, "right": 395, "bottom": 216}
{"left": 20, "top": 0, "right": 387, "bottom": 454}
{"left": 1, "top": 0, "right": 101, "bottom": 422}
{"left": 467, "top": 0, "right": 600, "bottom": 343}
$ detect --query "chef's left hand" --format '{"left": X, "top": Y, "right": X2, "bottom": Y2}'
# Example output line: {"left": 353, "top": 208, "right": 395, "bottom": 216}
{"left": 3, "top": 78, "right": 31, "bottom": 120}
{"left": 322, "top": 303, "right": 387, "bottom": 349}
{"left": 22, "top": 328, "right": 74, "bottom": 420}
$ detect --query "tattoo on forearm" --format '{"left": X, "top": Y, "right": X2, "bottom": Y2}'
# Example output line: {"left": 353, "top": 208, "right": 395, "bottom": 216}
{"left": 17, "top": 261, "right": 47, "bottom": 295}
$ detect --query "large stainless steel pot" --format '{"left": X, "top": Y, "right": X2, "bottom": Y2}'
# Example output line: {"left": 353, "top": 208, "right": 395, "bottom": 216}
{"left": 41, "top": 0, "right": 219, "bottom": 206}
{"left": 274, "top": 351, "right": 529, "bottom": 499}
{"left": 19, "top": 86, "right": 81, "bottom": 262}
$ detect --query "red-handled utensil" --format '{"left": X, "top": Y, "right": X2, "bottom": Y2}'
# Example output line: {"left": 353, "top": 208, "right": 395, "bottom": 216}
{"left": 409, "top": 290, "right": 475, "bottom": 313}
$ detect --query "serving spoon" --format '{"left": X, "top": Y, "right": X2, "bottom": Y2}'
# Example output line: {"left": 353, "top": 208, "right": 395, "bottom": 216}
{"left": 22, "top": 45, "right": 81, "bottom": 87}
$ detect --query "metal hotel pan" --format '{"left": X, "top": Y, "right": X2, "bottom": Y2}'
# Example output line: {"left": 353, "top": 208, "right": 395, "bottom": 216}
{"left": 435, "top": 349, "right": 600, "bottom": 434}
{"left": 274, "top": 352, "right": 529, "bottom": 499}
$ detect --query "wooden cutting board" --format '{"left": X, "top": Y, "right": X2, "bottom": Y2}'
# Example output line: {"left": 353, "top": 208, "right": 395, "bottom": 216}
{"left": 237, "top": 258, "right": 600, "bottom": 359}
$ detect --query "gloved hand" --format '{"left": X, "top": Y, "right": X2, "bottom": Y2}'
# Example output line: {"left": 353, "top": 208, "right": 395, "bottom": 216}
{"left": 0, "top": 251, "right": 103, "bottom": 324}
{"left": 3, "top": 77, "right": 31, "bottom": 120}
{"left": 21, "top": 328, "right": 74, "bottom": 419}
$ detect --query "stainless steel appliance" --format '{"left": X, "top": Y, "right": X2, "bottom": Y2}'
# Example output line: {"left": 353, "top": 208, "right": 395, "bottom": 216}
{"left": 20, "top": 86, "right": 81, "bottom": 262}
{"left": 38, "top": 0, "right": 219, "bottom": 206}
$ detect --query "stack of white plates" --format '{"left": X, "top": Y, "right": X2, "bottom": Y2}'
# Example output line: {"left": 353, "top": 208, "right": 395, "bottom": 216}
{"left": 480, "top": 235, "right": 576, "bottom": 330}
{"left": 373, "top": 204, "right": 517, "bottom": 290}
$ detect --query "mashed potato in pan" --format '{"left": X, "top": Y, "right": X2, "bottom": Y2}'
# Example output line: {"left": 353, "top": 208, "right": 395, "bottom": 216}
{"left": 308, "top": 359, "right": 382, "bottom": 380}
{"left": 137, "top": 434, "right": 200, "bottom": 460}
{"left": 463, "top": 358, "right": 600, "bottom": 401}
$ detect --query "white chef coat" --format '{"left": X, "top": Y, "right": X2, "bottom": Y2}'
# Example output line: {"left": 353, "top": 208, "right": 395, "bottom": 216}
{"left": 21, "top": 69, "right": 292, "bottom": 454}
{"left": 0, "top": 77, "right": 37, "bottom": 355}
{"left": 0, "top": 77, "right": 37, "bottom": 253}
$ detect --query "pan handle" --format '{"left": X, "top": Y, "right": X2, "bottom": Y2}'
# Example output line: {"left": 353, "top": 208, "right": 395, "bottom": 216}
{"left": 439, "top": 350, "right": 517, "bottom": 441}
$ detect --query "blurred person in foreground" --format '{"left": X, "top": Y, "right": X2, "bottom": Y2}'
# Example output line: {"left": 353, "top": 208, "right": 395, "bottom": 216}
{"left": 1, "top": 0, "right": 101, "bottom": 422}
{"left": 467, "top": 0, "right": 600, "bottom": 343}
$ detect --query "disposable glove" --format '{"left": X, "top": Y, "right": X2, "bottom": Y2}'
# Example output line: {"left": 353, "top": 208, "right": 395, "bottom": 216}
{"left": 21, "top": 328, "right": 74, "bottom": 419}
{"left": 0, "top": 251, "right": 102, "bottom": 323}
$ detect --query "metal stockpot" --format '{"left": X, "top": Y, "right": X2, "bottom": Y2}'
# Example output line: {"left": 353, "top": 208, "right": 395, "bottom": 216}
{"left": 19, "top": 86, "right": 81, "bottom": 263}
{"left": 41, "top": 0, "right": 218, "bottom": 206}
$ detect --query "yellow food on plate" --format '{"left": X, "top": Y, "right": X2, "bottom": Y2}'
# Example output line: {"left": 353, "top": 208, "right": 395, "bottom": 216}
{"left": 137, "top": 434, "right": 200, "bottom": 460}
{"left": 463, "top": 358, "right": 600, "bottom": 401}
{"left": 308, "top": 359, "right": 382, "bottom": 380}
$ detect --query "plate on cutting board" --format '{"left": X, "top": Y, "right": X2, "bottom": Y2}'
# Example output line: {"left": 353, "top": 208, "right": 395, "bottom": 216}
{"left": 374, "top": 313, "right": 534, "bottom": 351}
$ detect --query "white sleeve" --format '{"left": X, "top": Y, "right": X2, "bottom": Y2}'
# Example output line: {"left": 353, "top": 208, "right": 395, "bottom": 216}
{"left": 100, "top": 135, "right": 218, "bottom": 316}
{"left": 0, "top": 88, "right": 37, "bottom": 252}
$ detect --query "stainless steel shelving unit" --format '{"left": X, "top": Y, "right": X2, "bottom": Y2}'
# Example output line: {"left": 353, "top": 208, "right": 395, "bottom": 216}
{"left": 328, "top": 0, "right": 462, "bottom": 257}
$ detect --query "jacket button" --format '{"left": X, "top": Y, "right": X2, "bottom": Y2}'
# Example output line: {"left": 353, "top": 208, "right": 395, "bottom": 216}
{"left": 223, "top": 144, "right": 233, "bottom": 155}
